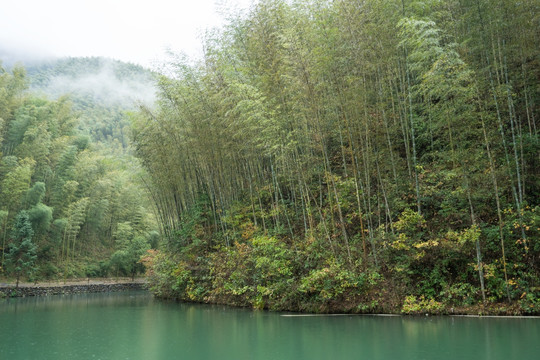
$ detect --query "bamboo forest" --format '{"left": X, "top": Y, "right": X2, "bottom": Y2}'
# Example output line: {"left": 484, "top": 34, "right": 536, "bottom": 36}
{"left": 0, "top": 58, "right": 159, "bottom": 284}
{"left": 2, "top": 0, "right": 539, "bottom": 315}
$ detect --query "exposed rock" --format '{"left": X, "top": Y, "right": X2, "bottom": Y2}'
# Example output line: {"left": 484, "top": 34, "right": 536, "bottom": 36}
{"left": 0, "top": 283, "right": 145, "bottom": 298}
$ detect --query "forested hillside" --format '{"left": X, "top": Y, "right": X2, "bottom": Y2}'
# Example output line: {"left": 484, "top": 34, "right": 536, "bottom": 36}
{"left": 27, "top": 57, "right": 156, "bottom": 147}
{"left": 133, "top": 0, "right": 539, "bottom": 314}
{"left": 0, "top": 58, "right": 159, "bottom": 282}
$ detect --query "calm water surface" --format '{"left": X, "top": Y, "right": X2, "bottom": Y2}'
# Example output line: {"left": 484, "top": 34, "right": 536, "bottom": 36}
{"left": 1, "top": 291, "right": 538, "bottom": 360}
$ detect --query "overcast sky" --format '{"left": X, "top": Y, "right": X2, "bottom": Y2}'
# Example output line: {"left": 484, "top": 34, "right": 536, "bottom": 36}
{"left": 0, "top": 0, "right": 252, "bottom": 68}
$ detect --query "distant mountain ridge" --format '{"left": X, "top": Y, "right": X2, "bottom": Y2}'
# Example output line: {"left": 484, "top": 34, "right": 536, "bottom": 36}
{"left": 17, "top": 56, "right": 158, "bottom": 146}
{"left": 25, "top": 56, "right": 157, "bottom": 109}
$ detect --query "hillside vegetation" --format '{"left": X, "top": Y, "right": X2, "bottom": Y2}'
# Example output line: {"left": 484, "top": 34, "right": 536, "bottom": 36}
{"left": 27, "top": 57, "right": 156, "bottom": 147}
{"left": 0, "top": 57, "right": 159, "bottom": 282}
{"left": 133, "top": 0, "right": 539, "bottom": 314}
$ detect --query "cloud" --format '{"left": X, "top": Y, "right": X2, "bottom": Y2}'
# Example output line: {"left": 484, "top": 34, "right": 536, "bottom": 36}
{"left": 0, "top": 0, "right": 252, "bottom": 67}
{"left": 31, "top": 58, "right": 157, "bottom": 108}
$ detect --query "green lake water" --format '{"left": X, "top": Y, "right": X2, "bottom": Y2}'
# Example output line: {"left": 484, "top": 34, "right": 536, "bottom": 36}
{"left": 1, "top": 291, "right": 538, "bottom": 360}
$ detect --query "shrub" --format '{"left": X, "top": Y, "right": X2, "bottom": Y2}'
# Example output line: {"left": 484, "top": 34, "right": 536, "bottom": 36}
{"left": 141, "top": 250, "right": 178, "bottom": 298}
{"left": 401, "top": 295, "right": 444, "bottom": 314}
{"left": 519, "top": 291, "right": 540, "bottom": 315}
{"left": 440, "top": 283, "right": 478, "bottom": 306}
{"left": 299, "top": 261, "right": 367, "bottom": 306}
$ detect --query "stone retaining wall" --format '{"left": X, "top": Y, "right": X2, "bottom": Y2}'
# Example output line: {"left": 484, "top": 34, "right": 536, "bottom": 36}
{"left": 0, "top": 282, "right": 146, "bottom": 297}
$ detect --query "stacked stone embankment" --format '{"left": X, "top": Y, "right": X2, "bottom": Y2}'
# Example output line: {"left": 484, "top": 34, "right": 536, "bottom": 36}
{"left": 0, "top": 282, "right": 145, "bottom": 297}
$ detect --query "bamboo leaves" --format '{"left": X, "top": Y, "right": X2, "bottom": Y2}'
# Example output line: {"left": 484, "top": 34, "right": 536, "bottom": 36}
{"left": 134, "top": 0, "right": 539, "bottom": 306}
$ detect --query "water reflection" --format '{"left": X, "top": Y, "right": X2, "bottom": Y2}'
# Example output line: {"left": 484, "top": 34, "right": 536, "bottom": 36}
{"left": 1, "top": 292, "right": 539, "bottom": 360}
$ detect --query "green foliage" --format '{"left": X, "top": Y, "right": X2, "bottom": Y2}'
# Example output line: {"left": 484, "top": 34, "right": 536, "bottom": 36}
{"left": 251, "top": 236, "right": 295, "bottom": 309}
{"left": 205, "top": 236, "right": 298, "bottom": 309}
{"left": 394, "top": 208, "right": 427, "bottom": 238}
{"left": 401, "top": 295, "right": 444, "bottom": 315}
{"left": 63, "top": 0, "right": 540, "bottom": 313}
{"left": 440, "top": 283, "right": 478, "bottom": 306}
{"left": 146, "top": 231, "right": 160, "bottom": 249}
{"left": 518, "top": 291, "right": 540, "bottom": 315}
{"left": 5, "top": 210, "right": 37, "bottom": 286}
{"left": 27, "top": 56, "right": 156, "bottom": 148}
{"left": 299, "top": 261, "right": 367, "bottom": 304}
{"left": 50, "top": 218, "right": 67, "bottom": 245}
{"left": 0, "top": 158, "right": 34, "bottom": 212}
{"left": 27, "top": 203, "right": 53, "bottom": 234}
{"left": 140, "top": 250, "right": 179, "bottom": 298}
{"left": 209, "top": 242, "right": 255, "bottom": 305}
{"left": 110, "top": 223, "right": 150, "bottom": 279}
{"left": 25, "top": 182, "right": 46, "bottom": 207}
{"left": 0, "top": 61, "right": 159, "bottom": 281}
{"left": 170, "top": 195, "right": 209, "bottom": 250}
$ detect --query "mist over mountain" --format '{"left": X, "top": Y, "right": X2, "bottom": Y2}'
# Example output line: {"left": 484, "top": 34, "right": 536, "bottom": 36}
{"left": 26, "top": 56, "right": 157, "bottom": 108}
{"left": 0, "top": 47, "right": 56, "bottom": 68}
{"left": 0, "top": 50, "right": 160, "bottom": 282}
{"left": 1, "top": 55, "right": 159, "bottom": 146}
{"left": 1, "top": 49, "right": 157, "bottom": 111}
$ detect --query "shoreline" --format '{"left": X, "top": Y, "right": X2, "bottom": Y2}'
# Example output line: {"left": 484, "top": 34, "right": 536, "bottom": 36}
{"left": 0, "top": 277, "right": 146, "bottom": 287}
{"left": 2, "top": 282, "right": 538, "bottom": 318}
{"left": 151, "top": 293, "right": 540, "bottom": 317}
{"left": 0, "top": 278, "right": 147, "bottom": 297}
{"left": 280, "top": 313, "right": 540, "bottom": 319}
